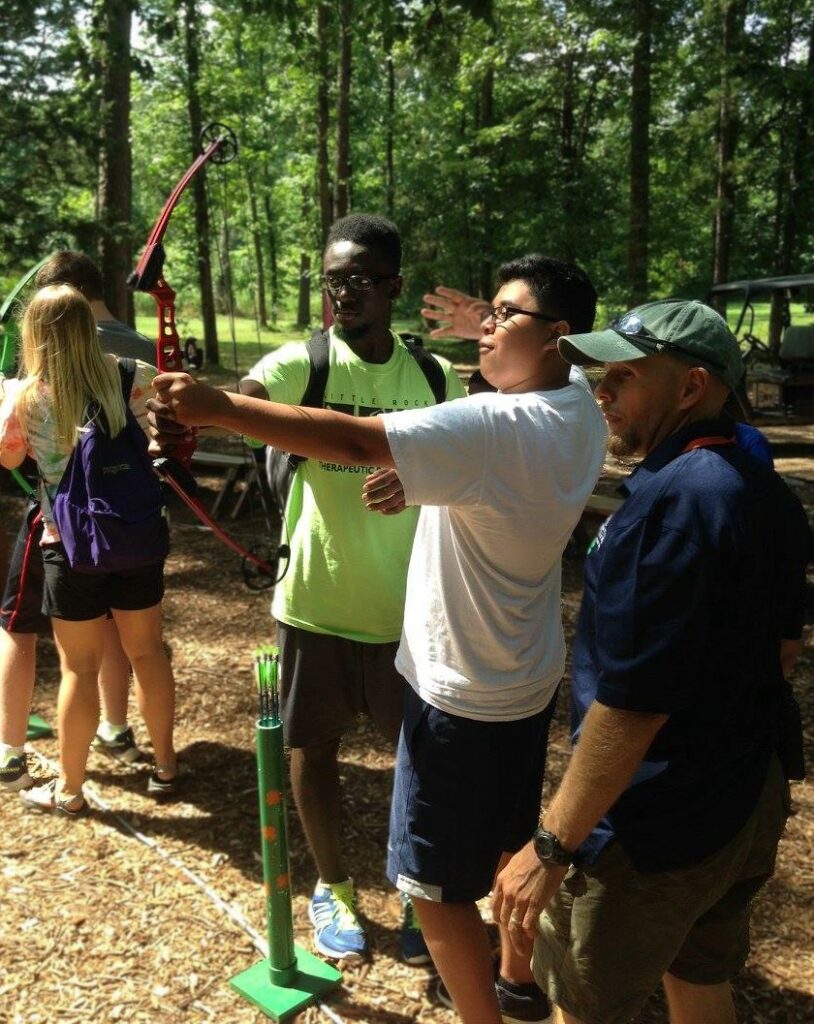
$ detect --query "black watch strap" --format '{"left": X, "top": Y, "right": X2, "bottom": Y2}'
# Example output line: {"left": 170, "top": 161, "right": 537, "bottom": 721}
{"left": 533, "top": 827, "right": 576, "bottom": 866}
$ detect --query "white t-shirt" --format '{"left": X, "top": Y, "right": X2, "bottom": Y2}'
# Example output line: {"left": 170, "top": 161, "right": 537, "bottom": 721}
{"left": 384, "top": 377, "right": 607, "bottom": 722}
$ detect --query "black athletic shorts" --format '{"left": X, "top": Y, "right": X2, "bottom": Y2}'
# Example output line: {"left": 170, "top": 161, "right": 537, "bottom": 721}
{"left": 277, "top": 621, "right": 405, "bottom": 748}
{"left": 41, "top": 543, "right": 165, "bottom": 621}
{"left": 0, "top": 501, "right": 48, "bottom": 634}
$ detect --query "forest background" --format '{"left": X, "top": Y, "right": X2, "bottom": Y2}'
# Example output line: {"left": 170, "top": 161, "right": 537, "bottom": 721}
{"left": 1, "top": 0, "right": 812, "bottom": 369}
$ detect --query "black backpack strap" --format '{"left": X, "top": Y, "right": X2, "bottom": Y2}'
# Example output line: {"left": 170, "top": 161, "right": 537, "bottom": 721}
{"left": 117, "top": 357, "right": 137, "bottom": 402}
{"left": 84, "top": 358, "right": 136, "bottom": 433}
{"left": 284, "top": 331, "right": 446, "bottom": 476}
{"left": 399, "top": 333, "right": 448, "bottom": 405}
{"left": 300, "top": 329, "right": 331, "bottom": 408}
{"left": 287, "top": 330, "right": 331, "bottom": 472}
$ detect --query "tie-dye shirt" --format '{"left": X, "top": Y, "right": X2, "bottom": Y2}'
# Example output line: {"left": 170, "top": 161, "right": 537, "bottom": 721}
{"left": 0, "top": 357, "right": 156, "bottom": 544}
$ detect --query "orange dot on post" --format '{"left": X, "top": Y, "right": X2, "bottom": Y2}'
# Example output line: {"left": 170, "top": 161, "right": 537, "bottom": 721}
{"left": 263, "top": 825, "right": 278, "bottom": 842}
{"left": 266, "top": 790, "right": 282, "bottom": 806}
{"left": 276, "top": 873, "right": 289, "bottom": 891}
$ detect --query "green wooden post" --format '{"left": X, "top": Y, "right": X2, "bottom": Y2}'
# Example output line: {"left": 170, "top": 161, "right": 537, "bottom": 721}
{"left": 230, "top": 647, "right": 340, "bottom": 1020}
{"left": 256, "top": 719, "right": 297, "bottom": 985}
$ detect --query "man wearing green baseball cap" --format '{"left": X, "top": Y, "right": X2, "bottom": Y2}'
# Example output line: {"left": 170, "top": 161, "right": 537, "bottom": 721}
{"left": 560, "top": 297, "right": 744, "bottom": 387}
{"left": 493, "top": 298, "right": 810, "bottom": 1024}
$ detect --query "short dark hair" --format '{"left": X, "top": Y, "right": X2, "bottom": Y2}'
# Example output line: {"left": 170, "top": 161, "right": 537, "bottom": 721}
{"left": 35, "top": 250, "right": 104, "bottom": 301}
{"left": 325, "top": 214, "right": 402, "bottom": 274}
{"left": 496, "top": 254, "right": 597, "bottom": 335}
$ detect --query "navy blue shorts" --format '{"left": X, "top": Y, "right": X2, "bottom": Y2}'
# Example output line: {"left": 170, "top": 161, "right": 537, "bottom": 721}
{"left": 387, "top": 683, "right": 557, "bottom": 903}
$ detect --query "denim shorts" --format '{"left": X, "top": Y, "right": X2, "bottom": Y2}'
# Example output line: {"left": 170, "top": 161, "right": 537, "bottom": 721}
{"left": 387, "top": 683, "right": 557, "bottom": 903}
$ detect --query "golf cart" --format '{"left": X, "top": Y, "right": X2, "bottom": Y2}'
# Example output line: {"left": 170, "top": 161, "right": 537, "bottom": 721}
{"left": 707, "top": 274, "right": 814, "bottom": 418}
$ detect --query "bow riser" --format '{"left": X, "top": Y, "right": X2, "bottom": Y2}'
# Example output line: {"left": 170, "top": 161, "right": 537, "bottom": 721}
{"left": 128, "top": 122, "right": 277, "bottom": 587}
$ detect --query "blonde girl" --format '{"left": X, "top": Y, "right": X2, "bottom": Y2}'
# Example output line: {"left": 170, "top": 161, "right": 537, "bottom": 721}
{"left": 0, "top": 284, "right": 178, "bottom": 815}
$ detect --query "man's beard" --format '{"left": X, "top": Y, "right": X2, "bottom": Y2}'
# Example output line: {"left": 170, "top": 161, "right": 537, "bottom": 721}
{"left": 607, "top": 429, "right": 641, "bottom": 459}
{"left": 332, "top": 320, "right": 368, "bottom": 342}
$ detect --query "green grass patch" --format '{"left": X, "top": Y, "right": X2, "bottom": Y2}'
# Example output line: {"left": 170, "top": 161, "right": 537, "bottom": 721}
{"left": 722, "top": 300, "right": 814, "bottom": 341}
{"left": 136, "top": 314, "right": 480, "bottom": 375}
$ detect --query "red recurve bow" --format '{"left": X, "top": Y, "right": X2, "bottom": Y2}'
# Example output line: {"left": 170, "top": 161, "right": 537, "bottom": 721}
{"left": 129, "top": 122, "right": 277, "bottom": 586}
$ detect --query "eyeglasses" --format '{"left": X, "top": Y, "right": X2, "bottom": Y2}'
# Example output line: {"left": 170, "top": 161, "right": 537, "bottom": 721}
{"left": 321, "top": 273, "right": 395, "bottom": 294}
{"left": 611, "top": 312, "right": 727, "bottom": 372}
{"left": 487, "top": 303, "right": 560, "bottom": 325}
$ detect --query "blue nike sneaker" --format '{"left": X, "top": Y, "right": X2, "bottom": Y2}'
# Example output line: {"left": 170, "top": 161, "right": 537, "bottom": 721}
{"left": 308, "top": 878, "right": 368, "bottom": 959}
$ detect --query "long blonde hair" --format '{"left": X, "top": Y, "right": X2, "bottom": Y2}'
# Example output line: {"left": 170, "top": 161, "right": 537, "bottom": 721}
{"left": 18, "top": 284, "right": 125, "bottom": 451}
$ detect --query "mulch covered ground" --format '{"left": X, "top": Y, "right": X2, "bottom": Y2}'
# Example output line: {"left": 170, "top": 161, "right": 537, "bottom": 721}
{"left": 1, "top": 431, "right": 813, "bottom": 1024}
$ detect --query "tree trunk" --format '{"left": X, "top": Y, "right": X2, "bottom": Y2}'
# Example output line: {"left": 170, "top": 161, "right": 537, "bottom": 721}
{"left": 628, "top": 0, "right": 652, "bottom": 307}
{"left": 778, "top": 15, "right": 814, "bottom": 278}
{"left": 317, "top": 2, "right": 333, "bottom": 241}
{"left": 384, "top": 19, "right": 395, "bottom": 219}
{"left": 478, "top": 63, "right": 495, "bottom": 298}
{"left": 263, "top": 180, "right": 279, "bottom": 325}
{"left": 334, "top": 0, "right": 352, "bottom": 220}
{"left": 217, "top": 220, "right": 236, "bottom": 322}
{"left": 247, "top": 175, "right": 268, "bottom": 327}
{"left": 297, "top": 253, "right": 312, "bottom": 329}
{"left": 561, "top": 50, "right": 577, "bottom": 264}
{"left": 712, "top": 0, "right": 746, "bottom": 292}
{"left": 767, "top": 15, "right": 813, "bottom": 353}
{"left": 96, "top": 0, "right": 133, "bottom": 323}
{"left": 183, "top": 0, "right": 219, "bottom": 364}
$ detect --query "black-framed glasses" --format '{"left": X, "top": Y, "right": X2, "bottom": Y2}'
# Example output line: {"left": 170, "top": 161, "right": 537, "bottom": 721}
{"left": 487, "top": 303, "right": 560, "bottom": 325}
{"left": 321, "top": 273, "right": 395, "bottom": 294}
{"left": 611, "top": 312, "right": 727, "bottom": 371}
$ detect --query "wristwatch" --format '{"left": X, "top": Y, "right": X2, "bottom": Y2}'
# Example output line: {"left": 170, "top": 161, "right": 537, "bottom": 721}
{"left": 532, "top": 827, "right": 576, "bottom": 866}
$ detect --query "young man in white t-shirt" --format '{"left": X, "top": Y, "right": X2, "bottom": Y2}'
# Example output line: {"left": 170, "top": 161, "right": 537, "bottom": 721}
{"left": 147, "top": 255, "right": 607, "bottom": 1024}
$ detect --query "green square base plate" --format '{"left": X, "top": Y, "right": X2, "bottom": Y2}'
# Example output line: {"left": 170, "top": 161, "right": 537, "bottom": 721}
{"left": 26, "top": 714, "right": 53, "bottom": 739}
{"left": 229, "top": 944, "right": 341, "bottom": 1020}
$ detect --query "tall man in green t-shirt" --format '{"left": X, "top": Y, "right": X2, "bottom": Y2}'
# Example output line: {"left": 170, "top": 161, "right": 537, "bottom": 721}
{"left": 239, "top": 215, "right": 465, "bottom": 960}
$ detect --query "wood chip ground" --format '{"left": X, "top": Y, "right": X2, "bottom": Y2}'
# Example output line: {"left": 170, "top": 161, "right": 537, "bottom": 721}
{"left": 1, "top": 432, "right": 812, "bottom": 1024}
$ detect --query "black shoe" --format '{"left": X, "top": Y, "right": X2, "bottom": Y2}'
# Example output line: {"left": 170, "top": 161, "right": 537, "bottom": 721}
{"left": 496, "top": 975, "right": 551, "bottom": 1024}
{"left": 0, "top": 752, "right": 34, "bottom": 792}
{"left": 435, "top": 976, "right": 453, "bottom": 1010}
{"left": 92, "top": 726, "right": 145, "bottom": 765}
{"left": 147, "top": 763, "right": 186, "bottom": 797}
{"left": 436, "top": 973, "right": 551, "bottom": 1023}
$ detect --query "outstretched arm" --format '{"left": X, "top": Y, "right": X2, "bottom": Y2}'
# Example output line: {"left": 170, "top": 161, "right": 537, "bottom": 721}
{"left": 421, "top": 286, "right": 491, "bottom": 340}
{"left": 149, "top": 372, "right": 395, "bottom": 468}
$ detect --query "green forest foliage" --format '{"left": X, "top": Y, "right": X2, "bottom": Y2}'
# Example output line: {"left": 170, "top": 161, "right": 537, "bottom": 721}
{"left": 1, "top": 0, "right": 812, "bottom": 329}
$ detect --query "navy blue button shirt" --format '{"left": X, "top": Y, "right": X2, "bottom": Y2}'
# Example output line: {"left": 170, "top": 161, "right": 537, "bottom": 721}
{"left": 572, "top": 418, "right": 809, "bottom": 872}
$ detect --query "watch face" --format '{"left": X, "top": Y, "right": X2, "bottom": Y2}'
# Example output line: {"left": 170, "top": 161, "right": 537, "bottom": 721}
{"left": 534, "top": 828, "right": 572, "bottom": 865}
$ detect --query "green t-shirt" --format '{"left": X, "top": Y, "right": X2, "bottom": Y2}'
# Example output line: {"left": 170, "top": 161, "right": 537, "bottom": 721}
{"left": 248, "top": 330, "right": 466, "bottom": 643}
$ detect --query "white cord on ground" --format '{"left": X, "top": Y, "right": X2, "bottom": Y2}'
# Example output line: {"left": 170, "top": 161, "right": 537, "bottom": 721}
{"left": 30, "top": 749, "right": 346, "bottom": 1024}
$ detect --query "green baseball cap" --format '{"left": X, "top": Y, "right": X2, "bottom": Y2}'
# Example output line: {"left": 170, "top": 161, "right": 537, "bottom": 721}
{"left": 558, "top": 298, "right": 743, "bottom": 390}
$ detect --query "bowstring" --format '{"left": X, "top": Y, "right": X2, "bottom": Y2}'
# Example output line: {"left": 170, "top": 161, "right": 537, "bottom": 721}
{"left": 209, "top": 165, "right": 280, "bottom": 588}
